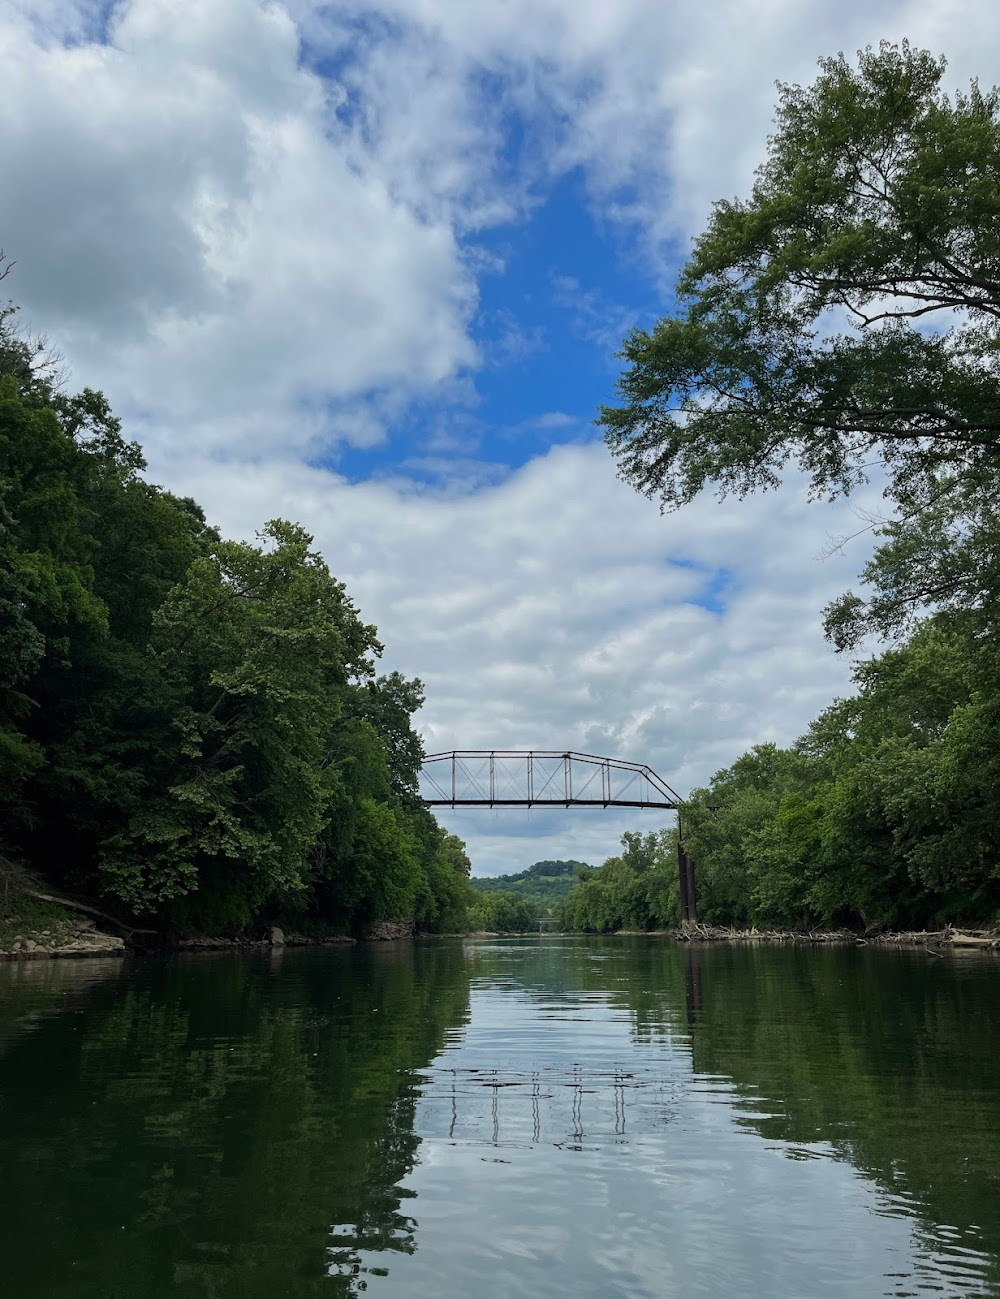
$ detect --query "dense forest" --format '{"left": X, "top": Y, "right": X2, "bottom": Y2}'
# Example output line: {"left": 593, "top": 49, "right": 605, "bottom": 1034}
{"left": 0, "top": 282, "right": 475, "bottom": 939}
{"left": 562, "top": 45, "right": 1000, "bottom": 934}
{"left": 471, "top": 861, "right": 585, "bottom": 909}
{"left": 467, "top": 861, "right": 589, "bottom": 931}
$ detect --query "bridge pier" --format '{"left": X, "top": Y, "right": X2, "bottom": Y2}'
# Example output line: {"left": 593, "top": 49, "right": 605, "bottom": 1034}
{"left": 677, "top": 835, "right": 698, "bottom": 926}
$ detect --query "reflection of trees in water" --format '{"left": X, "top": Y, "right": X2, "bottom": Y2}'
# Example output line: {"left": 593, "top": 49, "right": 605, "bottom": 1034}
{"left": 1, "top": 939, "right": 998, "bottom": 1295}
{"left": 682, "top": 944, "right": 1000, "bottom": 1280}
{"left": 0, "top": 956, "right": 127, "bottom": 1060}
{"left": 0, "top": 944, "right": 471, "bottom": 1298}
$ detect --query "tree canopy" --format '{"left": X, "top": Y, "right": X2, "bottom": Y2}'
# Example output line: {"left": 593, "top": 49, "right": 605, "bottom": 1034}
{"left": 601, "top": 42, "right": 1000, "bottom": 508}
{"left": 470, "top": 860, "right": 588, "bottom": 915}
{"left": 600, "top": 42, "right": 1000, "bottom": 647}
{"left": 0, "top": 291, "right": 475, "bottom": 939}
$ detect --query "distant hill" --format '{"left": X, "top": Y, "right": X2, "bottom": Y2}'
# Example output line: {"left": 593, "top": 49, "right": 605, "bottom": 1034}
{"left": 470, "top": 860, "right": 589, "bottom": 914}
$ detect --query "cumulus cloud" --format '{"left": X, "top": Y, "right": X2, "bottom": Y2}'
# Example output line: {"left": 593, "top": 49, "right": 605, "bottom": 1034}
{"left": 290, "top": 0, "right": 1000, "bottom": 267}
{"left": 3, "top": 0, "right": 992, "bottom": 873}
{"left": 0, "top": 0, "right": 476, "bottom": 454}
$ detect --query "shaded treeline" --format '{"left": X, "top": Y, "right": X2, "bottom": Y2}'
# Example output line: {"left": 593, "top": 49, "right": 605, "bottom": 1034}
{"left": 0, "top": 292, "right": 474, "bottom": 936}
{"left": 680, "top": 622, "right": 1000, "bottom": 929}
{"left": 468, "top": 860, "right": 589, "bottom": 930}
{"left": 561, "top": 609, "right": 1000, "bottom": 935}
{"left": 467, "top": 889, "right": 539, "bottom": 932}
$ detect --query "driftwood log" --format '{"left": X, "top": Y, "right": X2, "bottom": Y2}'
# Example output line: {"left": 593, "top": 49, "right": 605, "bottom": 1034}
{"left": 674, "top": 923, "right": 1000, "bottom": 949}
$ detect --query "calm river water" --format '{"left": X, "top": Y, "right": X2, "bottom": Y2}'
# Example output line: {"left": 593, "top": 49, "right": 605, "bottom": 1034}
{"left": 1, "top": 937, "right": 998, "bottom": 1297}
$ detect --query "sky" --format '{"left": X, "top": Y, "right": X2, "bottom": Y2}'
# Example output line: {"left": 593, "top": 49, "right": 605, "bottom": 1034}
{"left": 1, "top": 0, "right": 993, "bottom": 875}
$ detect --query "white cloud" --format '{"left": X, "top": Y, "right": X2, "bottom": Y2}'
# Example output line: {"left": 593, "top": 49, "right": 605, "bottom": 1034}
{"left": 0, "top": 0, "right": 477, "bottom": 455}
{"left": 292, "top": 0, "right": 1000, "bottom": 264}
{"left": 158, "top": 438, "right": 882, "bottom": 875}
{"left": 4, "top": 0, "right": 992, "bottom": 875}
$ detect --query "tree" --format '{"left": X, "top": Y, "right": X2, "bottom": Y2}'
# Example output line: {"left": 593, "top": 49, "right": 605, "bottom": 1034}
{"left": 0, "top": 284, "right": 475, "bottom": 936}
{"left": 468, "top": 890, "right": 538, "bottom": 932}
{"left": 823, "top": 474, "right": 1000, "bottom": 648}
{"left": 343, "top": 670, "right": 426, "bottom": 800}
{"left": 418, "top": 830, "right": 474, "bottom": 933}
{"left": 599, "top": 43, "right": 1000, "bottom": 630}
{"left": 0, "top": 496, "right": 44, "bottom": 809}
{"left": 100, "top": 520, "right": 382, "bottom": 915}
{"left": 559, "top": 830, "right": 679, "bottom": 933}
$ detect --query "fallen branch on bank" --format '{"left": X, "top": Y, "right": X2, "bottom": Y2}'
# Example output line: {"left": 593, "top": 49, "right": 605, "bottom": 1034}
{"left": 672, "top": 923, "right": 1000, "bottom": 949}
{"left": 1, "top": 853, "right": 156, "bottom": 938}
{"left": 18, "top": 888, "right": 157, "bottom": 937}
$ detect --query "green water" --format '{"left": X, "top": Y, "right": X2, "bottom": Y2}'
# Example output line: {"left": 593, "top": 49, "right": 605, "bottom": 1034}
{"left": 1, "top": 939, "right": 998, "bottom": 1298}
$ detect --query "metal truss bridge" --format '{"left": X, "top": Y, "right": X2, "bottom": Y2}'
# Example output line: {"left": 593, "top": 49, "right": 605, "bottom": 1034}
{"left": 420, "top": 750, "right": 700, "bottom": 924}
{"left": 419, "top": 750, "right": 683, "bottom": 811}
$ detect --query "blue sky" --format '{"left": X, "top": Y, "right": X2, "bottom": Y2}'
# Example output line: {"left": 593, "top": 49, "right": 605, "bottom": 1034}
{"left": 2, "top": 0, "right": 989, "bottom": 873}
{"left": 332, "top": 167, "right": 667, "bottom": 488}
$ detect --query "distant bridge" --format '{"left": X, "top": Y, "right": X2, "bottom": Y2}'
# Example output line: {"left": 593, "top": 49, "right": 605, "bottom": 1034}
{"left": 420, "top": 750, "right": 700, "bottom": 925}
{"left": 419, "top": 750, "right": 683, "bottom": 810}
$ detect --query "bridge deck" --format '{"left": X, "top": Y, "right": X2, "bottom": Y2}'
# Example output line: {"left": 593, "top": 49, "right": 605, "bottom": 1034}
{"left": 423, "top": 798, "right": 679, "bottom": 809}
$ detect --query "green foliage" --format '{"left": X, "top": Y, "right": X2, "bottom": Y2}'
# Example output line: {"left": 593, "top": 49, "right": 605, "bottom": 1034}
{"left": 100, "top": 519, "right": 380, "bottom": 913}
{"left": 0, "top": 299, "right": 472, "bottom": 938}
{"left": 467, "top": 890, "right": 539, "bottom": 932}
{"left": 824, "top": 474, "right": 1000, "bottom": 650}
{"left": 594, "top": 42, "right": 1000, "bottom": 933}
{"left": 678, "top": 620, "right": 1000, "bottom": 930}
{"left": 559, "top": 832, "right": 679, "bottom": 933}
{"left": 470, "top": 859, "right": 587, "bottom": 915}
{"left": 418, "top": 831, "right": 475, "bottom": 933}
{"left": 599, "top": 43, "right": 1000, "bottom": 653}
{"left": 600, "top": 43, "right": 1000, "bottom": 517}
{"left": 343, "top": 671, "right": 426, "bottom": 800}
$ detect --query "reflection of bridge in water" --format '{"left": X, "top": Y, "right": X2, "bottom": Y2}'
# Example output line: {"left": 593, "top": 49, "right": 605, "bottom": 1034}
{"left": 411, "top": 949, "right": 705, "bottom": 1154}
{"left": 417, "top": 1063, "right": 683, "bottom": 1151}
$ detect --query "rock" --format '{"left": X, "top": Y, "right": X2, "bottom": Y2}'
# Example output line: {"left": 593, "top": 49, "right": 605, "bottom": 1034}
{"left": 52, "top": 932, "right": 125, "bottom": 957}
{"left": 269, "top": 926, "right": 285, "bottom": 947}
{"left": 364, "top": 917, "right": 415, "bottom": 941}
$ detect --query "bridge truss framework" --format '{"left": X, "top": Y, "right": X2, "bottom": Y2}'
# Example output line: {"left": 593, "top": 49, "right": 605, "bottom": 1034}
{"left": 419, "top": 750, "right": 683, "bottom": 811}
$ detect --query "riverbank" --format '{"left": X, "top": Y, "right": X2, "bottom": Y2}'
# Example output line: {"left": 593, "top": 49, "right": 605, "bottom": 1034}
{"left": 0, "top": 868, "right": 127, "bottom": 960}
{"left": 669, "top": 923, "right": 1000, "bottom": 950}
{"left": 5, "top": 889, "right": 999, "bottom": 960}
{"left": 0, "top": 868, "right": 417, "bottom": 959}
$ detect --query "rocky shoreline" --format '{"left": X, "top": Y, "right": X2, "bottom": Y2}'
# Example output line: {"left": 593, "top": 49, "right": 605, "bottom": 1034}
{"left": 0, "top": 916, "right": 127, "bottom": 960}
{"left": 7, "top": 914, "right": 996, "bottom": 961}
{"left": 0, "top": 915, "right": 417, "bottom": 961}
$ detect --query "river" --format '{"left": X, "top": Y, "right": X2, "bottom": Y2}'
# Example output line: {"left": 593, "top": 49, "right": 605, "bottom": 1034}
{"left": 0, "top": 937, "right": 998, "bottom": 1297}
